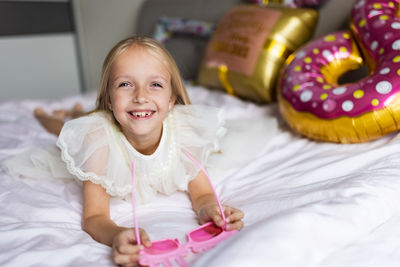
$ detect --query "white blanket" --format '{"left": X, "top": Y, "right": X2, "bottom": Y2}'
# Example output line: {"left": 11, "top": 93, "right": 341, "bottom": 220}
{"left": 1, "top": 85, "right": 400, "bottom": 267}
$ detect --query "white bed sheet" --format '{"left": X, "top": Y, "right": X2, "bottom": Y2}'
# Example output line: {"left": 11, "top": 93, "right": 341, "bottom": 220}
{"left": 1, "top": 85, "right": 400, "bottom": 267}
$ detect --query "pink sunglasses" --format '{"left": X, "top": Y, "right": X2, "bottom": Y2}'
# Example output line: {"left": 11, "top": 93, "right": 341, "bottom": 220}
{"left": 131, "top": 152, "right": 237, "bottom": 267}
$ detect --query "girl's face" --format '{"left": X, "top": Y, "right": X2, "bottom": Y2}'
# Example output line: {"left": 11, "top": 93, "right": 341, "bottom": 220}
{"left": 108, "top": 45, "right": 175, "bottom": 150}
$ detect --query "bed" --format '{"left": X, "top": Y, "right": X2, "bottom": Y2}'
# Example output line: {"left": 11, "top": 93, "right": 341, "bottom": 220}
{"left": 2, "top": 0, "right": 400, "bottom": 266}
{"left": 1, "top": 84, "right": 400, "bottom": 267}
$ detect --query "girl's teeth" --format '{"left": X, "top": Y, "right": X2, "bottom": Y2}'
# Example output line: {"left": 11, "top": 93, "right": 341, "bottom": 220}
{"left": 133, "top": 112, "right": 150, "bottom": 117}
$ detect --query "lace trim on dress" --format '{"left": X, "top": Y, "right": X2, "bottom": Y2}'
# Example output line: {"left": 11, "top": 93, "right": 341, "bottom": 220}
{"left": 56, "top": 113, "right": 132, "bottom": 198}
{"left": 57, "top": 136, "right": 131, "bottom": 197}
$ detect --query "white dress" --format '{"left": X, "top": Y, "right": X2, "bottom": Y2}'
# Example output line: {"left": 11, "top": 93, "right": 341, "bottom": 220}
{"left": 3, "top": 104, "right": 277, "bottom": 203}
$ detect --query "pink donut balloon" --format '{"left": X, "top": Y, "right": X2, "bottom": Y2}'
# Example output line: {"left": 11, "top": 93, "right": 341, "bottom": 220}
{"left": 278, "top": 0, "right": 400, "bottom": 143}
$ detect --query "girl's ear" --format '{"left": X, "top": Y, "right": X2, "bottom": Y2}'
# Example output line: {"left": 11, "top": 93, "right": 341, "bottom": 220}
{"left": 107, "top": 94, "right": 113, "bottom": 111}
{"left": 169, "top": 94, "right": 177, "bottom": 110}
{"left": 108, "top": 99, "right": 113, "bottom": 111}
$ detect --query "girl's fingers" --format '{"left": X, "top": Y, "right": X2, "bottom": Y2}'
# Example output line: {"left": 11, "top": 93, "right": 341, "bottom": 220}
{"left": 223, "top": 206, "right": 233, "bottom": 216}
{"left": 223, "top": 206, "right": 234, "bottom": 222}
{"left": 198, "top": 205, "right": 244, "bottom": 229}
{"left": 117, "top": 244, "right": 143, "bottom": 254}
{"left": 111, "top": 229, "right": 147, "bottom": 266}
{"left": 139, "top": 228, "right": 152, "bottom": 247}
{"left": 226, "top": 220, "right": 244, "bottom": 231}
{"left": 210, "top": 210, "right": 224, "bottom": 227}
{"left": 198, "top": 217, "right": 207, "bottom": 225}
{"left": 113, "top": 252, "right": 140, "bottom": 265}
{"left": 226, "top": 209, "right": 244, "bottom": 223}
{"left": 198, "top": 205, "right": 220, "bottom": 225}
{"left": 124, "top": 228, "right": 146, "bottom": 245}
{"left": 222, "top": 206, "right": 244, "bottom": 230}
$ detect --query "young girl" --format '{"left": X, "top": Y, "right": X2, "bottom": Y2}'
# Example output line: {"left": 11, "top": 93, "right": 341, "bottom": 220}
{"left": 4, "top": 36, "right": 277, "bottom": 266}
{"left": 24, "top": 36, "right": 245, "bottom": 266}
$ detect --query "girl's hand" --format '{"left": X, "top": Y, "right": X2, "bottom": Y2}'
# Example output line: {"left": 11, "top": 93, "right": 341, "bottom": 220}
{"left": 112, "top": 228, "right": 151, "bottom": 267}
{"left": 197, "top": 204, "right": 244, "bottom": 231}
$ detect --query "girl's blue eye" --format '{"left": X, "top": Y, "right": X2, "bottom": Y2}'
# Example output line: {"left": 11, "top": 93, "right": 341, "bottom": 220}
{"left": 152, "top": 82, "right": 162, "bottom": 88}
{"left": 119, "top": 82, "right": 130, "bottom": 87}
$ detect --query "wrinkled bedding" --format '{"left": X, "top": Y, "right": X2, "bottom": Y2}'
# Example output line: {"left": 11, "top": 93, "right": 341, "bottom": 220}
{"left": 1, "top": 85, "right": 400, "bottom": 267}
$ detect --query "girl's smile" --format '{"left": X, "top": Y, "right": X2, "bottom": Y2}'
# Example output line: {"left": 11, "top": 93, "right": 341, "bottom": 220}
{"left": 128, "top": 109, "right": 156, "bottom": 120}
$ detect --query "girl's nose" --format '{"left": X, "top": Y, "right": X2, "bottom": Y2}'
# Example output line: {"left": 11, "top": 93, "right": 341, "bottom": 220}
{"left": 133, "top": 86, "right": 148, "bottom": 104}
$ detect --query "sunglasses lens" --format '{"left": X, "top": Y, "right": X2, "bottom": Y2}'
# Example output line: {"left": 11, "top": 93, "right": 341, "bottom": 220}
{"left": 189, "top": 223, "right": 223, "bottom": 242}
{"left": 144, "top": 239, "right": 179, "bottom": 255}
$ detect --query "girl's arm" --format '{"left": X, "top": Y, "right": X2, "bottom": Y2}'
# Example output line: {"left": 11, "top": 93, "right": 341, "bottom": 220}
{"left": 81, "top": 180, "right": 123, "bottom": 245}
{"left": 82, "top": 181, "right": 151, "bottom": 265}
{"left": 188, "top": 171, "right": 244, "bottom": 231}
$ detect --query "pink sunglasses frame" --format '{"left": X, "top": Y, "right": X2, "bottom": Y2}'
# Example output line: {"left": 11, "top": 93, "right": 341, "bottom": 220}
{"left": 131, "top": 151, "right": 237, "bottom": 267}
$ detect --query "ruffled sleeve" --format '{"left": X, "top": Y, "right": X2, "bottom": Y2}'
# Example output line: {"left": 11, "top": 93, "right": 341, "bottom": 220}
{"left": 56, "top": 111, "right": 132, "bottom": 198}
{"left": 170, "top": 105, "right": 227, "bottom": 185}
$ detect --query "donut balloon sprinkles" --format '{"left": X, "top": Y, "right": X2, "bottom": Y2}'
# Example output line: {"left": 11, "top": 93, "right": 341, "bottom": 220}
{"left": 278, "top": 0, "right": 400, "bottom": 143}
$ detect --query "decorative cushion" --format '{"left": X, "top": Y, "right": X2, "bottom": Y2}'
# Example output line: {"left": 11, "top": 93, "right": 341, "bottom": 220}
{"left": 246, "top": 0, "right": 328, "bottom": 8}
{"left": 153, "top": 17, "right": 215, "bottom": 44}
{"left": 196, "top": 4, "right": 318, "bottom": 103}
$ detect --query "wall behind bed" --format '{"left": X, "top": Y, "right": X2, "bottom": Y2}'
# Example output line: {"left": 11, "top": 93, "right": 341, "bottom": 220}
{"left": 72, "top": 0, "right": 146, "bottom": 92}
{"left": 74, "top": 0, "right": 356, "bottom": 94}
{"left": 0, "top": 0, "right": 82, "bottom": 101}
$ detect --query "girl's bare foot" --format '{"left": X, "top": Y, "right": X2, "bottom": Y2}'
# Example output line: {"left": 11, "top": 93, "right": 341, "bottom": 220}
{"left": 71, "top": 103, "right": 84, "bottom": 118}
{"left": 34, "top": 108, "right": 64, "bottom": 136}
{"left": 52, "top": 109, "right": 69, "bottom": 119}
{"left": 52, "top": 103, "right": 83, "bottom": 119}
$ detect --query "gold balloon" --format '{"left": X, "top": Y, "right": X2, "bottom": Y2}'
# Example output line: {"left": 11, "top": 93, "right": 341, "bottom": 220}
{"left": 262, "top": 0, "right": 285, "bottom": 5}
{"left": 197, "top": 4, "right": 318, "bottom": 103}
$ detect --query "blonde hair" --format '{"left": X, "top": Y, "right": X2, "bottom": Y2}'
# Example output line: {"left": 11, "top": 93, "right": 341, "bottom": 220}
{"left": 94, "top": 36, "right": 191, "bottom": 117}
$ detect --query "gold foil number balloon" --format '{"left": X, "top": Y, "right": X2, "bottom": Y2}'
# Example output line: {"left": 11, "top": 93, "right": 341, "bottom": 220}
{"left": 197, "top": 4, "right": 318, "bottom": 103}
